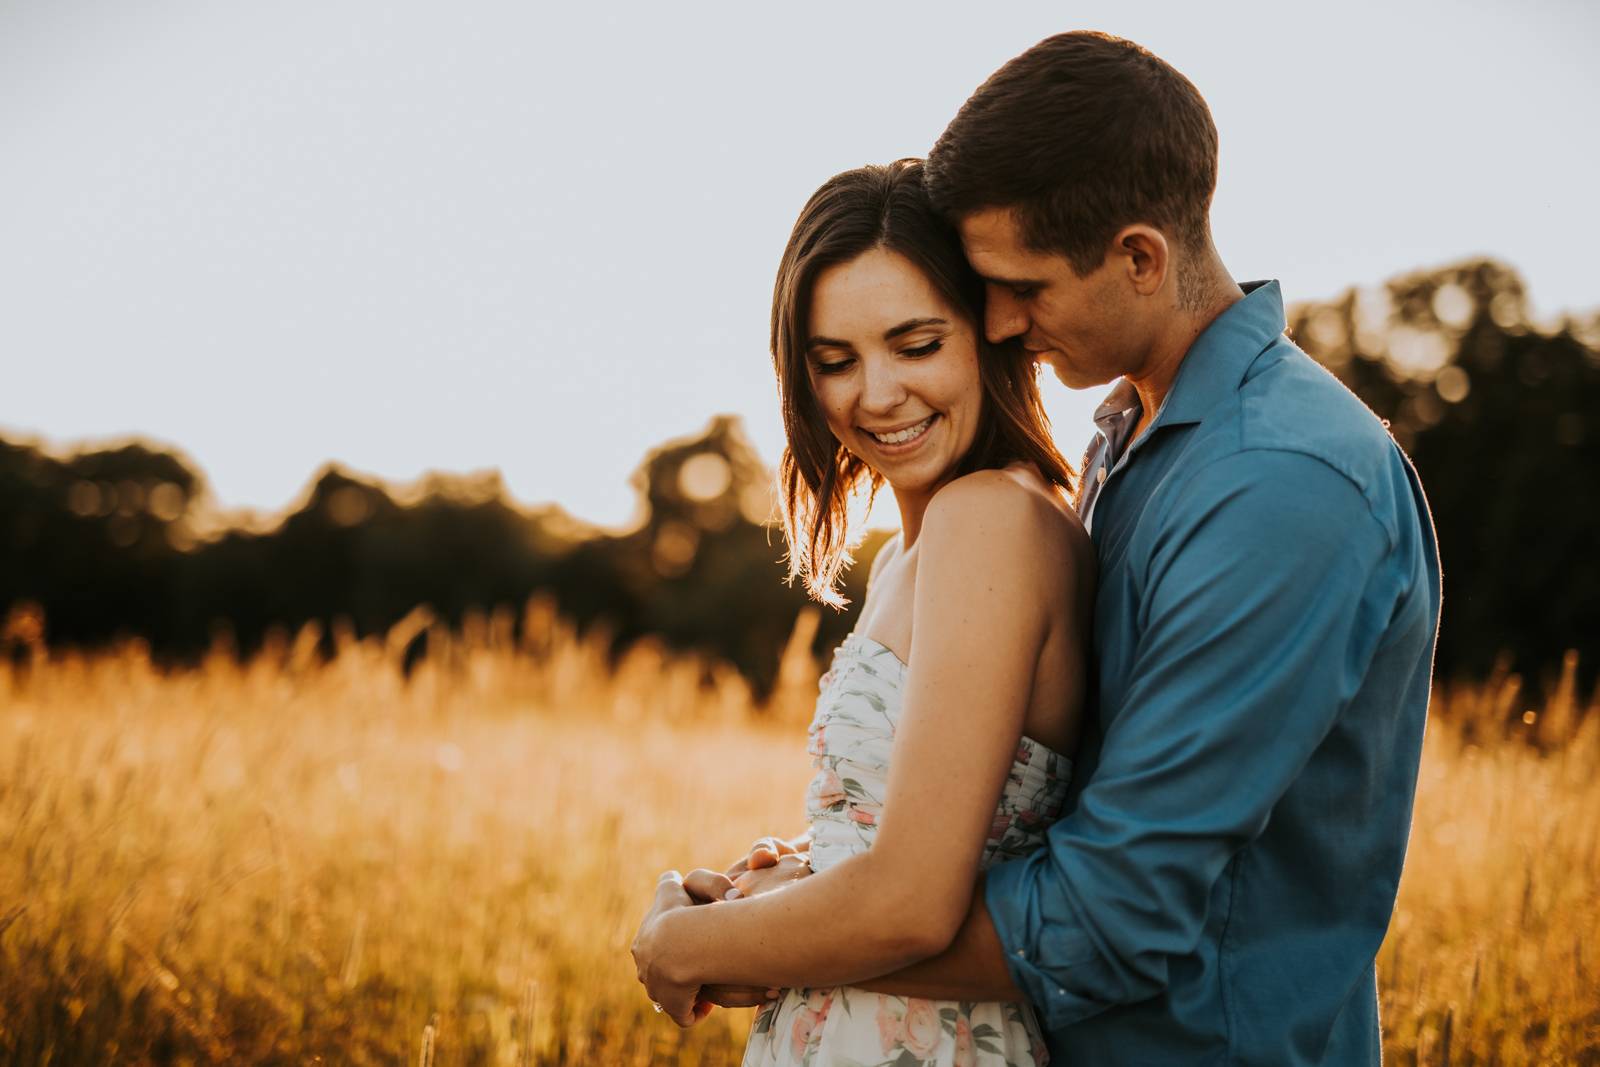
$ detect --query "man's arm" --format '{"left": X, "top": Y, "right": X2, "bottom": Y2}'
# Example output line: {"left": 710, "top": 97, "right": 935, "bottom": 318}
{"left": 856, "top": 872, "right": 1021, "bottom": 1001}
{"left": 981, "top": 451, "right": 1406, "bottom": 1030}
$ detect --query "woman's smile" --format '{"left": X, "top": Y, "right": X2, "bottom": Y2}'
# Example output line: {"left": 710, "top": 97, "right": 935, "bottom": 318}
{"left": 803, "top": 247, "right": 982, "bottom": 509}
{"left": 864, "top": 413, "right": 939, "bottom": 451}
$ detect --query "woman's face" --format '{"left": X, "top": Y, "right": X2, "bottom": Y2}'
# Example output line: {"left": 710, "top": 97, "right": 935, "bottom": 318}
{"left": 804, "top": 247, "right": 983, "bottom": 500}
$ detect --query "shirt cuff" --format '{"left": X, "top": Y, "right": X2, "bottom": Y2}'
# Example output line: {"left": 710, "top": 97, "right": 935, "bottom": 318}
{"left": 984, "top": 850, "right": 1124, "bottom": 1031}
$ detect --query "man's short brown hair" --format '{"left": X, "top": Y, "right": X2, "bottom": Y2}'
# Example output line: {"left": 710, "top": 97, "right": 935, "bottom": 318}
{"left": 925, "top": 32, "right": 1218, "bottom": 276}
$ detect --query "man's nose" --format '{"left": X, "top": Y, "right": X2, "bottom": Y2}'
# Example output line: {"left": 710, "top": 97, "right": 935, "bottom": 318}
{"left": 985, "top": 288, "right": 1028, "bottom": 344}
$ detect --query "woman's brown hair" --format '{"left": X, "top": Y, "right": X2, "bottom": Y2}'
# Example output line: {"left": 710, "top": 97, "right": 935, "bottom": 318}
{"left": 772, "top": 158, "right": 1076, "bottom": 607}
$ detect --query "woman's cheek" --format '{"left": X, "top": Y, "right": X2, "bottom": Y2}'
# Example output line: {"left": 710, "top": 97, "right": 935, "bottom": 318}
{"left": 816, "top": 393, "right": 853, "bottom": 444}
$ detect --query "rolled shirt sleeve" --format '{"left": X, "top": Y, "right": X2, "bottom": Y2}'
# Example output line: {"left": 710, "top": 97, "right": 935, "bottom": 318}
{"left": 986, "top": 449, "right": 1405, "bottom": 1029}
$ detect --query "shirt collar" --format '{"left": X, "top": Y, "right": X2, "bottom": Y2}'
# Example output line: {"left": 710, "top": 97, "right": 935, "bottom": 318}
{"left": 1149, "top": 279, "right": 1287, "bottom": 430}
{"left": 1091, "top": 378, "right": 1141, "bottom": 435}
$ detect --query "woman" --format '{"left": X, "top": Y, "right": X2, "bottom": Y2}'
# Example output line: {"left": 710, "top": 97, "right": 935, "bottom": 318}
{"left": 632, "top": 159, "right": 1094, "bottom": 1066}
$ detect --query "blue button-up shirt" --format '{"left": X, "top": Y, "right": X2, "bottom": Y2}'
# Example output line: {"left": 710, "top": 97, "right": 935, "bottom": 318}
{"left": 985, "top": 281, "right": 1441, "bottom": 1066}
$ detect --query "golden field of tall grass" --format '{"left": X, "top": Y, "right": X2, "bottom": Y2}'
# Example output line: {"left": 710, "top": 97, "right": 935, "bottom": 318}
{"left": 1, "top": 600, "right": 1597, "bottom": 1066}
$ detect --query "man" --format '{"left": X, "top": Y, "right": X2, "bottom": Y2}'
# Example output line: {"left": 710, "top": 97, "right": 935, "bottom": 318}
{"left": 636, "top": 31, "right": 1440, "bottom": 1065}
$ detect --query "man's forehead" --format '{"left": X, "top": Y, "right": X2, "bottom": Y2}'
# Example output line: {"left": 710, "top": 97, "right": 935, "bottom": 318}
{"left": 958, "top": 207, "right": 1060, "bottom": 282}
{"left": 957, "top": 206, "right": 1028, "bottom": 251}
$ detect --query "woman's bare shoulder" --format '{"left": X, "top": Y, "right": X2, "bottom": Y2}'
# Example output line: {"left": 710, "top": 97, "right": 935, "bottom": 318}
{"left": 925, "top": 465, "right": 1091, "bottom": 567}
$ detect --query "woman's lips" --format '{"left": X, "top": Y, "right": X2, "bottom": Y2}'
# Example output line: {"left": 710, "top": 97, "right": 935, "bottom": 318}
{"left": 864, "top": 414, "right": 938, "bottom": 451}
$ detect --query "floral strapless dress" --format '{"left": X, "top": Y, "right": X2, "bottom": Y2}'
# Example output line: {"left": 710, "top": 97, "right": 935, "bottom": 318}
{"left": 741, "top": 633, "right": 1071, "bottom": 1067}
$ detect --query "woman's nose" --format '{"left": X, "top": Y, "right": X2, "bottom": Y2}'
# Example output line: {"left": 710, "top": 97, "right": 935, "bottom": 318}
{"left": 859, "top": 357, "right": 907, "bottom": 414}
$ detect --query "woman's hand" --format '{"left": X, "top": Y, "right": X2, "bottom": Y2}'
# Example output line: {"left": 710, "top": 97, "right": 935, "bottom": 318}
{"left": 698, "top": 984, "right": 779, "bottom": 1009}
{"left": 685, "top": 852, "right": 813, "bottom": 904}
{"left": 734, "top": 852, "right": 813, "bottom": 897}
{"left": 632, "top": 850, "right": 812, "bottom": 1022}
{"left": 675, "top": 856, "right": 812, "bottom": 1009}
{"left": 630, "top": 872, "right": 708, "bottom": 1027}
{"left": 724, "top": 832, "right": 810, "bottom": 880}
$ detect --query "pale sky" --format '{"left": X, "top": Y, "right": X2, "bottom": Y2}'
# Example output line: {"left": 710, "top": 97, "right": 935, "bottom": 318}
{"left": 4, "top": 1, "right": 1596, "bottom": 528}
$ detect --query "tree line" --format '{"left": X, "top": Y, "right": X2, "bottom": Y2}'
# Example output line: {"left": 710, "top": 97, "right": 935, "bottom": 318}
{"left": 3, "top": 259, "right": 1595, "bottom": 697}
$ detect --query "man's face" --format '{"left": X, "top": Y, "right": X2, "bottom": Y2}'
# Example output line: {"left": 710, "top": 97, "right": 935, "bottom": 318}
{"left": 957, "top": 206, "right": 1140, "bottom": 389}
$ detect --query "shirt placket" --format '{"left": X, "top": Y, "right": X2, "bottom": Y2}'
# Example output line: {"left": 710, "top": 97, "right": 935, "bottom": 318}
{"left": 1082, "top": 406, "right": 1138, "bottom": 533}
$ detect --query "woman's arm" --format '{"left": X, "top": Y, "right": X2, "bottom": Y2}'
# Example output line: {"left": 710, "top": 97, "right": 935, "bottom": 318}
{"left": 690, "top": 865, "right": 1023, "bottom": 1008}
{"left": 633, "top": 475, "right": 1071, "bottom": 1016}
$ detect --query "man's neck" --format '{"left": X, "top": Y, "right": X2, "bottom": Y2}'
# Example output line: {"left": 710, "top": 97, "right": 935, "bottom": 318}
{"left": 1127, "top": 269, "right": 1244, "bottom": 439}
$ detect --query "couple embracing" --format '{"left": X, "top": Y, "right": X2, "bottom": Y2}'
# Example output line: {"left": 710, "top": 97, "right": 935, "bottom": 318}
{"left": 632, "top": 31, "right": 1441, "bottom": 1067}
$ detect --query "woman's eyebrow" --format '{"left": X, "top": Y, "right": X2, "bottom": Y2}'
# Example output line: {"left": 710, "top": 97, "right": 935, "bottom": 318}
{"left": 882, "top": 317, "right": 949, "bottom": 340}
{"left": 806, "top": 317, "right": 949, "bottom": 352}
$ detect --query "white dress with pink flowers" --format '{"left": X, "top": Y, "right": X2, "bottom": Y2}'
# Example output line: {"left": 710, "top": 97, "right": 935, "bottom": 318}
{"left": 741, "top": 632, "right": 1070, "bottom": 1067}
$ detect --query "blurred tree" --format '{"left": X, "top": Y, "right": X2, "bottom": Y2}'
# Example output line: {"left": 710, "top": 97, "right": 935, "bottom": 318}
{"left": 0, "top": 418, "right": 878, "bottom": 695}
{"left": 0, "top": 438, "right": 200, "bottom": 650}
{"left": 542, "top": 415, "right": 876, "bottom": 690}
{"left": 1288, "top": 259, "right": 1599, "bottom": 692}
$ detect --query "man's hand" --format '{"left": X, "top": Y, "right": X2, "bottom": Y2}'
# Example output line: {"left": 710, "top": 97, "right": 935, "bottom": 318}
{"left": 630, "top": 871, "right": 709, "bottom": 1027}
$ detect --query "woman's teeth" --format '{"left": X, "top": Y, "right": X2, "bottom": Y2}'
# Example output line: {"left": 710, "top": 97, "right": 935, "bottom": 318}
{"left": 869, "top": 415, "right": 936, "bottom": 445}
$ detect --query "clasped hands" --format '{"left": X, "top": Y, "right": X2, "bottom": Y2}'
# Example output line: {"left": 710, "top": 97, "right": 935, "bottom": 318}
{"left": 630, "top": 834, "right": 813, "bottom": 1026}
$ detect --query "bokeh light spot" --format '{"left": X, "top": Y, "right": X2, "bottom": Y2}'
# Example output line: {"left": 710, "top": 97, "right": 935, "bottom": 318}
{"left": 678, "top": 453, "right": 732, "bottom": 503}
{"left": 67, "top": 481, "right": 102, "bottom": 518}
{"left": 651, "top": 520, "right": 699, "bottom": 577}
{"left": 1435, "top": 366, "right": 1472, "bottom": 404}
{"left": 327, "top": 487, "right": 374, "bottom": 527}
{"left": 1489, "top": 291, "right": 1525, "bottom": 329}
{"left": 148, "top": 482, "right": 186, "bottom": 522}
{"left": 1306, "top": 307, "right": 1347, "bottom": 350}
{"left": 740, "top": 481, "right": 776, "bottom": 526}
{"left": 1388, "top": 326, "right": 1452, "bottom": 378}
{"left": 1431, "top": 284, "right": 1475, "bottom": 330}
{"left": 1353, "top": 287, "right": 1392, "bottom": 355}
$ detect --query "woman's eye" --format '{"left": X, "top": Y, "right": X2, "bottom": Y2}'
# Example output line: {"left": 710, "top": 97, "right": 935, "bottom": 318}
{"left": 814, "top": 359, "right": 854, "bottom": 375}
{"left": 1011, "top": 286, "right": 1037, "bottom": 300}
{"left": 902, "top": 339, "right": 944, "bottom": 358}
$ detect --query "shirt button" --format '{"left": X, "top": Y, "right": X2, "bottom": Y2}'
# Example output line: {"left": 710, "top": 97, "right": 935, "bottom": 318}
{"left": 1057, "top": 988, "right": 1067, "bottom": 997}
{"left": 1096, "top": 468, "right": 1107, "bottom": 485}
{"left": 1014, "top": 948, "right": 1026, "bottom": 959}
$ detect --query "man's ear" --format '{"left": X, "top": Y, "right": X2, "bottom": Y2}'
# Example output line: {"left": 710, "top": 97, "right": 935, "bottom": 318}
{"left": 1111, "top": 225, "right": 1169, "bottom": 297}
